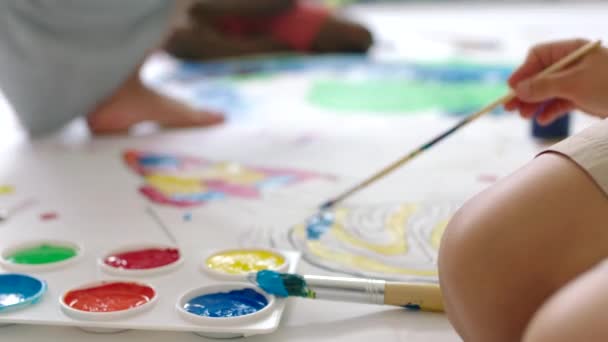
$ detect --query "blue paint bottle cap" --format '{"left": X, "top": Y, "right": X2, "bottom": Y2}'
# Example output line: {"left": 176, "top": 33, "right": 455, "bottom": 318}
{"left": 532, "top": 105, "right": 571, "bottom": 140}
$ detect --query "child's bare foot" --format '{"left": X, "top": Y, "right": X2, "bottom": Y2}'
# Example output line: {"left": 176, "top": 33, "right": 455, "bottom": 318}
{"left": 87, "top": 72, "right": 224, "bottom": 135}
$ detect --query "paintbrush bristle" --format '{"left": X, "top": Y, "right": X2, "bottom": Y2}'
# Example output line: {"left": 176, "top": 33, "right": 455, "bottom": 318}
{"left": 253, "top": 270, "right": 315, "bottom": 298}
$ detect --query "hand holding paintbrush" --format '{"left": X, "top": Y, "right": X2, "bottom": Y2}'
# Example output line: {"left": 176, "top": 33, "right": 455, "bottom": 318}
{"left": 319, "top": 40, "right": 602, "bottom": 211}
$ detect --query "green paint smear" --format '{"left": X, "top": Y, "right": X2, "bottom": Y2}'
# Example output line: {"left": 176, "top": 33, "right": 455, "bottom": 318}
{"left": 7, "top": 244, "right": 77, "bottom": 265}
{"left": 308, "top": 79, "right": 508, "bottom": 114}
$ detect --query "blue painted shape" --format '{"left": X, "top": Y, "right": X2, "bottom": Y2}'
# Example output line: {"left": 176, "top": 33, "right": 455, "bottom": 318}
{"left": 171, "top": 191, "right": 226, "bottom": 202}
{"left": 256, "top": 175, "right": 295, "bottom": 190}
{"left": 139, "top": 155, "right": 180, "bottom": 168}
{"left": 305, "top": 211, "right": 335, "bottom": 240}
{"left": 183, "top": 212, "right": 192, "bottom": 222}
{"left": 0, "top": 274, "right": 46, "bottom": 313}
{"left": 184, "top": 288, "right": 268, "bottom": 318}
{"left": 255, "top": 270, "right": 289, "bottom": 297}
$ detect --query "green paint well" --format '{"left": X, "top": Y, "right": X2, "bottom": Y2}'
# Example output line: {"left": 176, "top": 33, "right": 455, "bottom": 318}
{"left": 7, "top": 244, "right": 77, "bottom": 265}
{"left": 307, "top": 79, "right": 508, "bottom": 114}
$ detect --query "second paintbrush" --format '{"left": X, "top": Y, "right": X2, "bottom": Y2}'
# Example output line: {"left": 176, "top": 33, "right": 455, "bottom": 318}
{"left": 248, "top": 270, "right": 444, "bottom": 312}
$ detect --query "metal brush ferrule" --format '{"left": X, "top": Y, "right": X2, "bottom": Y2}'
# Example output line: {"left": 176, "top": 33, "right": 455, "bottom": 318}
{"left": 303, "top": 275, "right": 385, "bottom": 305}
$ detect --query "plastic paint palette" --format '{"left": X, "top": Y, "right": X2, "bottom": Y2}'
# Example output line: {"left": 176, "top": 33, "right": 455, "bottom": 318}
{"left": 0, "top": 238, "right": 300, "bottom": 338}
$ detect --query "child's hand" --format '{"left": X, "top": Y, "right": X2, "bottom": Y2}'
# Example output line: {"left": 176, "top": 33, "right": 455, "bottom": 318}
{"left": 505, "top": 39, "right": 608, "bottom": 125}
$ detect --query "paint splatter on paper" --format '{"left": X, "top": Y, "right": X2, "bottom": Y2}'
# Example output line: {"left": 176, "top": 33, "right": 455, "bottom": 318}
{"left": 125, "top": 150, "right": 332, "bottom": 207}
{"left": 0, "top": 185, "right": 14, "bottom": 195}
{"left": 40, "top": 212, "right": 58, "bottom": 221}
{"left": 289, "top": 203, "right": 458, "bottom": 282}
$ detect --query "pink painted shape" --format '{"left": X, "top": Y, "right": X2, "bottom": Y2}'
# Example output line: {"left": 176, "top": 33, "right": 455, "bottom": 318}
{"left": 254, "top": 167, "right": 332, "bottom": 181}
{"left": 139, "top": 187, "right": 201, "bottom": 208}
{"left": 205, "top": 180, "right": 261, "bottom": 198}
{"left": 40, "top": 212, "right": 58, "bottom": 221}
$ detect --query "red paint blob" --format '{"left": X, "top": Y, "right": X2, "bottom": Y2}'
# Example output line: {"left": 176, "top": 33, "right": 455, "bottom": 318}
{"left": 104, "top": 248, "right": 180, "bottom": 270}
{"left": 64, "top": 282, "right": 155, "bottom": 313}
{"left": 40, "top": 212, "right": 58, "bottom": 221}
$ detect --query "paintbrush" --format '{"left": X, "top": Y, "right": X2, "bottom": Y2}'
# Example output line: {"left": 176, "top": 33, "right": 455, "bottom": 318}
{"left": 319, "top": 40, "right": 602, "bottom": 210}
{"left": 248, "top": 270, "right": 444, "bottom": 312}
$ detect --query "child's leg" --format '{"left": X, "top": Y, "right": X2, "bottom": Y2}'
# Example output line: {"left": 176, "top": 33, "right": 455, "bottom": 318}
{"left": 523, "top": 259, "right": 608, "bottom": 342}
{"left": 439, "top": 151, "right": 608, "bottom": 342}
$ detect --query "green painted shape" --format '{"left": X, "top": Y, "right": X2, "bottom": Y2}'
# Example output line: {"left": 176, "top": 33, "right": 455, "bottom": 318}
{"left": 307, "top": 79, "right": 509, "bottom": 114}
{"left": 7, "top": 244, "right": 77, "bottom": 265}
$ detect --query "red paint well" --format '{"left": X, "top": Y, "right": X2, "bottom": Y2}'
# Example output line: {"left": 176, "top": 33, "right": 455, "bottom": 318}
{"left": 64, "top": 282, "right": 155, "bottom": 313}
{"left": 104, "top": 248, "right": 180, "bottom": 270}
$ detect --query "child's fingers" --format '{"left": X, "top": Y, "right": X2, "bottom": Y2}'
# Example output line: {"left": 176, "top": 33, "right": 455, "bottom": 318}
{"left": 519, "top": 102, "right": 542, "bottom": 119}
{"left": 508, "top": 39, "right": 590, "bottom": 88}
{"left": 514, "top": 67, "right": 582, "bottom": 103}
{"left": 504, "top": 98, "right": 521, "bottom": 112}
{"left": 536, "top": 100, "right": 575, "bottom": 125}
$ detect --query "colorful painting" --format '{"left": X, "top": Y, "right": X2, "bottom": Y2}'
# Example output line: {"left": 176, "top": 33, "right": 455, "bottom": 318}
{"left": 288, "top": 202, "right": 458, "bottom": 282}
{"left": 160, "top": 54, "right": 512, "bottom": 117}
{"left": 125, "top": 150, "right": 332, "bottom": 207}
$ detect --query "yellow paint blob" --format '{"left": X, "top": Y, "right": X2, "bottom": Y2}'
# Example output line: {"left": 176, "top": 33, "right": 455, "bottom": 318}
{"left": 331, "top": 204, "right": 416, "bottom": 255}
{"left": 206, "top": 250, "right": 286, "bottom": 275}
{"left": 431, "top": 219, "right": 450, "bottom": 250}
{"left": 200, "top": 163, "right": 266, "bottom": 185}
{"left": 145, "top": 174, "right": 204, "bottom": 195}
{"left": 0, "top": 185, "right": 14, "bottom": 195}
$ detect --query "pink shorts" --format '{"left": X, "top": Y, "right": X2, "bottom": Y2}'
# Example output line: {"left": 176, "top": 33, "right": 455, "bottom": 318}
{"left": 213, "top": 2, "right": 331, "bottom": 52}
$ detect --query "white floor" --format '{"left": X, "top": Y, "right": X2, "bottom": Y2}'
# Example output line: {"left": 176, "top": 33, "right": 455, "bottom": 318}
{"left": 1, "top": 2, "right": 608, "bottom": 342}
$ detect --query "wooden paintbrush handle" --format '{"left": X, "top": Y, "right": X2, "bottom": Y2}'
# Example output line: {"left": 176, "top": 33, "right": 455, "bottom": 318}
{"left": 384, "top": 282, "right": 444, "bottom": 312}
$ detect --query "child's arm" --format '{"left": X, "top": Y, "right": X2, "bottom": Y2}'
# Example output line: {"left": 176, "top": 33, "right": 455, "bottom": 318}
{"left": 505, "top": 39, "right": 608, "bottom": 125}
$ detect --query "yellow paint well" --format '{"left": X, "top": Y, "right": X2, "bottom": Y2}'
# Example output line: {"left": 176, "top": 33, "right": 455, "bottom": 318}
{"left": 206, "top": 249, "right": 286, "bottom": 274}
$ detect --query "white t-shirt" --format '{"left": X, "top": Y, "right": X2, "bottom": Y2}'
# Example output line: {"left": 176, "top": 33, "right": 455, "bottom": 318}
{"left": 0, "top": 0, "right": 173, "bottom": 135}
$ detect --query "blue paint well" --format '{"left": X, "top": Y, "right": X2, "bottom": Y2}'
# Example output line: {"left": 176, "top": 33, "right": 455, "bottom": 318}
{"left": 184, "top": 288, "right": 268, "bottom": 318}
{"left": 255, "top": 270, "right": 289, "bottom": 297}
{"left": 0, "top": 274, "right": 46, "bottom": 312}
{"left": 305, "top": 211, "right": 335, "bottom": 240}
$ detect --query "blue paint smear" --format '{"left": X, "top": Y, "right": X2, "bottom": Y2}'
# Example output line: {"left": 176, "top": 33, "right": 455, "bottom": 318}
{"left": 404, "top": 303, "right": 421, "bottom": 311}
{"left": 172, "top": 54, "right": 512, "bottom": 83}
{"left": 183, "top": 212, "right": 192, "bottom": 222}
{"left": 256, "top": 175, "right": 295, "bottom": 190}
{"left": 0, "top": 274, "right": 46, "bottom": 312}
{"left": 139, "top": 155, "right": 180, "bottom": 168}
{"left": 306, "top": 211, "right": 334, "bottom": 240}
{"left": 184, "top": 288, "right": 268, "bottom": 318}
{"left": 255, "top": 270, "right": 289, "bottom": 297}
{"left": 175, "top": 54, "right": 368, "bottom": 79}
{"left": 171, "top": 191, "right": 226, "bottom": 202}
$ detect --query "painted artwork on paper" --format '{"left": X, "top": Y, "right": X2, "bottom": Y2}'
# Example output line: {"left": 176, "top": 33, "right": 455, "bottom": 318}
{"left": 288, "top": 202, "right": 458, "bottom": 282}
{"left": 162, "top": 55, "right": 511, "bottom": 117}
{"left": 124, "top": 150, "right": 332, "bottom": 207}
